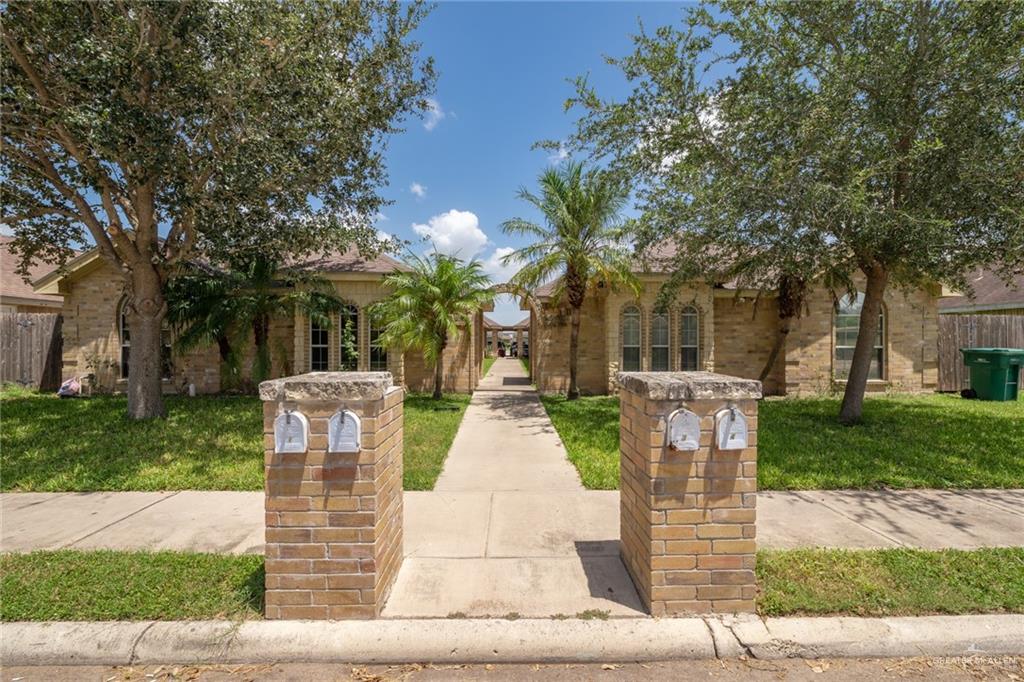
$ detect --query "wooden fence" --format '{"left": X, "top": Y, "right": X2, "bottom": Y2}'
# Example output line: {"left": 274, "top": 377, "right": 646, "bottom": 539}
{"left": 938, "top": 313, "right": 1024, "bottom": 392}
{"left": 0, "top": 313, "right": 63, "bottom": 391}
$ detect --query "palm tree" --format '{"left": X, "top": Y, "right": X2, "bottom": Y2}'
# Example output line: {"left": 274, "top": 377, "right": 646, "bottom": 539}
{"left": 166, "top": 255, "right": 339, "bottom": 389}
{"left": 370, "top": 252, "right": 492, "bottom": 400}
{"left": 501, "top": 162, "right": 638, "bottom": 399}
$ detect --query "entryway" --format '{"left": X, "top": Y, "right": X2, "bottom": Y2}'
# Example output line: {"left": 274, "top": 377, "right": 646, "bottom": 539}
{"left": 382, "top": 357, "right": 645, "bottom": 617}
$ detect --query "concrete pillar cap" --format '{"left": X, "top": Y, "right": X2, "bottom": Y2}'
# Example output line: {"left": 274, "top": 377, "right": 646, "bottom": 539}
{"left": 259, "top": 372, "right": 394, "bottom": 402}
{"left": 617, "top": 371, "right": 762, "bottom": 401}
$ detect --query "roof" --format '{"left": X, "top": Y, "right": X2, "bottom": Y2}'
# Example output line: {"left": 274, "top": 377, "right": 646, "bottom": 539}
{"left": 939, "top": 267, "right": 1024, "bottom": 313}
{"left": 1, "top": 237, "right": 68, "bottom": 307}
{"left": 513, "top": 316, "right": 530, "bottom": 330}
{"left": 288, "top": 247, "right": 410, "bottom": 274}
{"left": 483, "top": 314, "right": 503, "bottom": 329}
{"left": 33, "top": 243, "right": 409, "bottom": 295}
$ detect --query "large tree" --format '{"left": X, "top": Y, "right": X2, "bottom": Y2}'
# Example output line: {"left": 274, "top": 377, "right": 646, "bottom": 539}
{"left": 370, "top": 252, "right": 493, "bottom": 400}
{"left": 502, "top": 162, "right": 639, "bottom": 399}
{"left": 564, "top": 0, "right": 1024, "bottom": 422}
{"left": 1, "top": 1, "right": 434, "bottom": 418}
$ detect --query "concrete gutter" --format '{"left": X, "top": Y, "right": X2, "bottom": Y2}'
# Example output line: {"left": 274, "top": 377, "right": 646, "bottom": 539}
{"left": 3, "top": 615, "right": 1022, "bottom": 665}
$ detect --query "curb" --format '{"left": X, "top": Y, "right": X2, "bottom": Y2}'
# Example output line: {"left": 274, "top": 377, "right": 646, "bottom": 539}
{"left": 2, "top": 615, "right": 1021, "bottom": 666}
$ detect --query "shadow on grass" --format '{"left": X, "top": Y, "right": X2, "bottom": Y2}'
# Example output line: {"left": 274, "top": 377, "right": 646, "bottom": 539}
{"left": 1, "top": 390, "right": 263, "bottom": 492}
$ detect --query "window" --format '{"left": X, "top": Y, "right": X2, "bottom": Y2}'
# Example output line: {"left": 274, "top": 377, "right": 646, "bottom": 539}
{"left": 650, "top": 312, "right": 670, "bottom": 371}
{"left": 621, "top": 305, "right": 641, "bottom": 371}
{"left": 310, "top": 316, "right": 329, "bottom": 371}
{"left": 369, "top": 319, "right": 388, "bottom": 371}
{"left": 119, "top": 299, "right": 172, "bottom": 379}
{"left": 834, "top": 292, "right": 884, "bottom": 380}
{"left": 680, "top": 306, "right": 699, "bottom": 371}
{"left": 339, "top": 304, "right": 359, "bottom": 371}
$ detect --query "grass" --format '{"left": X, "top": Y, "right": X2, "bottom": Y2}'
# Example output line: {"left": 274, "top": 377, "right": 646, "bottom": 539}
{"left": 0, "top": 550, "right": 264, "bottom": 621}
{"left": 402, "top": 392, "right": 472, "bottom": 490}
{"left": 483, "top": 356, "right": 496, "bottom": 377}
{"left": 520, "top": 356, "right": 530, "bottom": 376}
{"left": 757, "top": 547, "right": 1024, "bottom": 617}
{"left": 540, "top": 393, "right": 1024, "bottom": 490}
{"left": 0, "top": 385, "right": 469, "bottom": 492}
{"left": 540, "top": 395, "right": 620, "bottom": 489}
{"left": 3, "top": 547, "right": 1020, "bottom": 620}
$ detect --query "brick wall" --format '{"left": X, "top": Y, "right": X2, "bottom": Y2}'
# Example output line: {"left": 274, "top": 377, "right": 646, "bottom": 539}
{"left": 712, "top": 295, "right": 785, "bottom": 395}
{"left": 532, "top": 293, "right": 607, "bottom": 395}
{"left": 786, "top": 277, "right": 939, "bottom": 395}
{"left": 618, "top": 372, "right": 760, "bottom": 615}
{"left": 262, "top": 373, "right": 404, "bottom": 619}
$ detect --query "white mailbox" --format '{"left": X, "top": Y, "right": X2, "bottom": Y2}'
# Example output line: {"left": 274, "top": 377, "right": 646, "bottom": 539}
{"left": 328, "top": 409, "right": 361, "bottom": 453}
{"left": 666, "top": 408, "right": 701, "bottom": 451}
{"left": 274, "top": 410, "right": 309, "bottom": 454}
{"left": 714, "top": 406, "right": 748, "bottom": 450}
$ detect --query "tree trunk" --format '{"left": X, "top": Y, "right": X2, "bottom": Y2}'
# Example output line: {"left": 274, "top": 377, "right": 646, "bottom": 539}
{"left": 433, "top": 336, "right": 447, "bottom": 400}
{"left": 759, "top": 316, "right": 791, "bottom": 384}
{"left": 253, "top": 314, "right": 271, "bottom": 385}
{"left": 839, "top": 263, "right": 889, "bottom": 425}
{"left": 568, "top": 304, "right": 581, "bottom": 400}
{"left": 125, "top": 265, "right": 167, "bottom": 420}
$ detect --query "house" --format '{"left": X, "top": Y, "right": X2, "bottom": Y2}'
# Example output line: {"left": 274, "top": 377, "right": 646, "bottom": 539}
{"left": 0, "top": 236, "right": 66, "bottom": 313}
{"left": 938, "top": 268, "right": 1024, "bottom": 316}
{"left": 525, "top": 252, "right": 949, "bottom": 397}
{"left": 32, "top": 247, "right": 486, "bottom": 394}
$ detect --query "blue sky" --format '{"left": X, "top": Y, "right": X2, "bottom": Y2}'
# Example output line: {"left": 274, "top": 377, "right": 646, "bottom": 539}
{"left": 378, "top": 2, "right": 695, "bottom": 323}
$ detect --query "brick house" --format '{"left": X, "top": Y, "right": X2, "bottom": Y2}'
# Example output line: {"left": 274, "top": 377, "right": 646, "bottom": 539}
{"left": 525, "top": 261, "right": 950, "bottom": 397}
{"left": 32, "top": 247, "right": 486, "bottom": 394}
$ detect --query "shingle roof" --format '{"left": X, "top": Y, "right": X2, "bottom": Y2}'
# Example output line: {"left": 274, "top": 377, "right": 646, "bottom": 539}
{"left": 1, "top": 237, "right": 70, "bottom": 307}
{"left": 939, "top": 267, "right": 1024, "bottom": 312}
{"left": 289, "top": 247, "right": 410, "bottom": 274}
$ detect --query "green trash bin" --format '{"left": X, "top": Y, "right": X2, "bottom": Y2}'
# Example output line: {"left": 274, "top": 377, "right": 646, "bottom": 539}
{"left": 959, "top": 348, "right": 1024, "bottom": 401}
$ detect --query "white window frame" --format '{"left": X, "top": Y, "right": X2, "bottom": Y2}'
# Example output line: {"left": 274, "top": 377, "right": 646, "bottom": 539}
{"left": 680, "top": 306, "right": 700, "bottom": 371}
{"left": 621, "top": 305, "right": 642, "bottom": 372}
{"left": 650, "top": 311, "right": 670, "bottom": 371}
{"left": 369, "top": 319, "right": 388, "bottom": 371}
{"left": 834, "top": 293, "right": 885, "bottom": 380}
{"left": 338, "top": 304, "right": 359, "bottom": 371}
{"left": 309, "top": 315, "right": 329, "bottom": 371}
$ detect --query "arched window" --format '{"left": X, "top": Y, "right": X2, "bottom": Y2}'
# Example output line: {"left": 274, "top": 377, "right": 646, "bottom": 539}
{"left": 621, "top": 305, "right": 641, "bottom": 371}
{"left": 119, "top": 299, "right": 172, "bottom": 379}
{"left": 369, "top": 319, "right": 388, "bottom": 371}
{"left": 680, "top": 306, "right": 700, "bottom": 371}
{"left": 835, "top": 293, "right": 884, "bottom": 380}
{"left": 309, "top": 315, "right": 329, "bottom": 371}
{"left": 338, "top": 304, "right": 359, "bottom": 371}
{"left": 650, "top": 312, "right": 670, "bottom": 371}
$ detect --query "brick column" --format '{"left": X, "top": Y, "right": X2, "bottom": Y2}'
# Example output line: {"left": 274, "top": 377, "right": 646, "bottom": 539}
{"left": 617, "top": 372, "right": 761, "bottom": 616}
{"left": 259, "top": 372, "right": 404, "bottom": 619}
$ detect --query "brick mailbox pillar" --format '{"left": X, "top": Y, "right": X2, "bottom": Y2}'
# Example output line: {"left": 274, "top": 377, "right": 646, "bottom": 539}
{"left": 617, "top": 372, "right": 762, "bottom": 616}
{"left": 259, "top": 372, "right": 404, "bottom": 619}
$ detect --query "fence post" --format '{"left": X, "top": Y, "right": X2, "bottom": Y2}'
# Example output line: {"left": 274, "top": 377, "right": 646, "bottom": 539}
{"left": 617, "top": 371, "right": 761, "bottom": 616}
{"left": 260, "top": 371, "right": 404, "bottom": 619}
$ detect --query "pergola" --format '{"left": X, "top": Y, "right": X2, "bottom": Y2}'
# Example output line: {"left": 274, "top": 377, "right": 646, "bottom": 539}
{"left": 483, "top": 314, "right": 530, "bottom": 357}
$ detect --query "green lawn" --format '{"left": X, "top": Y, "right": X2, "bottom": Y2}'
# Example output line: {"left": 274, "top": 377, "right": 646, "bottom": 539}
{"left": 402, "top": 393, "right": 472, "bottom": 490}
{"left": 0, "top": 550, "right": 263, "bottom": 621}
{"left": 757, "top": 547, "right": 1024, "bottom": 617}
{"left": 541, "top": 393, "right": 1024, "bottom": 490}
{"left": 0, "top": 385, "right": 469, "bottom": 492}
{"left": 4, "top": 547, "right": 1020, "bottom": 620}
{"left": 483, "top": 356, "right": 496, "bottom": 377}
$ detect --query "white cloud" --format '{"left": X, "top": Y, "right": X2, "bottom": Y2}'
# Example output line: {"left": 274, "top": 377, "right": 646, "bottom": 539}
{"left": 412, "top": 209, "right": 487, "bottom": 258}
{"left": 0, "top": 223, "right": 14, "bottom": 237}
{"left": 548, "top": 142, "right": 569, "bottom": 165}
{"left": 409, "top": 182, "right": 427, "bottom": 199}
{"left": 481, "top": 246, "right": 520, "bottom": 282}
{"left": 423, "top": 98, "right": 446, "bottom": 131}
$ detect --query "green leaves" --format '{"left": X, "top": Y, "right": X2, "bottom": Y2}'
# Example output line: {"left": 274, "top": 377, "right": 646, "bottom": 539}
{"left": 370, "top": 252, "right": 493, "bottom": 367}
